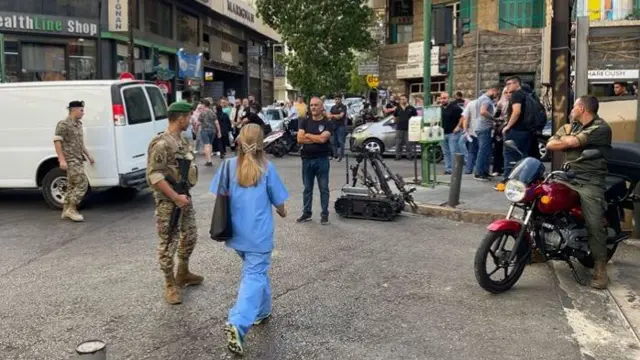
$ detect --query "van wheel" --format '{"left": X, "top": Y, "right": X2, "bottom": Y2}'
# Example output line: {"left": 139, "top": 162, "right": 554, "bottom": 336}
{"left": 41, "top": 168, "right": 90, "bottom": 210}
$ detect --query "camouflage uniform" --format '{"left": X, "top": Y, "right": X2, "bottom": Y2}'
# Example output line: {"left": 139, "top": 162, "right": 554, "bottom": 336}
{"left": 146, "top": 131, "right": 201, "bottom": 304}
{"left": 550, "top": 117, "right": 612, "bottom": 288}
{"left": 53, "top": 116, "right": 88, "bottom": 221}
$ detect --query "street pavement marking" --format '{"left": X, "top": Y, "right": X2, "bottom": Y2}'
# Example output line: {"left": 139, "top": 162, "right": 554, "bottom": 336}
{"left": 551, "top": 262, "right": 640, "bottom": 360}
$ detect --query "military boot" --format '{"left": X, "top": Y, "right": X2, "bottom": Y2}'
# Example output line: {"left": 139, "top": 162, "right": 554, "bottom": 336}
{"left": 60, "top": 203, "right": 69, "bottom": 220}
{"left": 175, "top": 261, "right": 204, "bottom": 287}
{"left": 62, "top": 204, "right": 84, "bottom": 222}
{"left": 590, "top": 260, "right": 609, "bottom": 290}
{"left": 164, "top": 276, "right": 182, "bottom": 305}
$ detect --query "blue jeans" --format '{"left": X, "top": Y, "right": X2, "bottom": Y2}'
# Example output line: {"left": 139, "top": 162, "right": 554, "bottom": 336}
{"left": 332, "top": 125, "right": 346, "bottom": 159}
{"left": 503, "top": 129, "right": 531, "bottom": 181}
{"left": 228, "top": 251, "right": 272, "bottom": 339}
{"left": 441, "top": 133, "right": 461, "bottom": 173}
{"left": 460, "top": 134, "right": 478, "bottom": 174}
{"left": 474, "top": 128, "right": 493, "bottom": 176}
{"left": 302, "top": 157, "right": 330, "bottom": 217}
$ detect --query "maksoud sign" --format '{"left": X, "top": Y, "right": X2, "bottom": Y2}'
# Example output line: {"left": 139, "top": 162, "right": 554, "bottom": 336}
{"left": 224, "top": 0, "right": 255, "bottom": 27}
{"left": 108, "top": 0, "right": 129, "bottom": 32}
{"left": 0, "top": 12, "right": 98, "bottom": 37}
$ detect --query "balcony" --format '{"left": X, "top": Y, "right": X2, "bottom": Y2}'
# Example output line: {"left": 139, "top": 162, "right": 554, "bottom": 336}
{"left": 576, "top": 3, "right": 640, "bottom": 26}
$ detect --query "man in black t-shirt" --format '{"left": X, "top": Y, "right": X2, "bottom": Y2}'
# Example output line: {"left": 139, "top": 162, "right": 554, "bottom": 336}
{"left": 438, "top": 92, "right": 464, "bottom": 174}
{"left": 296, "top": 96, "right": 332, "bottom": 225}
{"left": 392, "top": 94, "right": 418, "bottom": 160}
{"left": 500, "top": 75, "right": 533, "bottom": 185}
{"left": 328, "top": 95, "right": 348, "bottom": 161}
{"left": 384, "top": 95, "right": 399, "bottom": 115}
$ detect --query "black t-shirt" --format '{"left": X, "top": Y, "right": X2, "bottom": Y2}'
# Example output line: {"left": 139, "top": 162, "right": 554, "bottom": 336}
{"left": 330, "top": 103, "right": 348, "bottom": 127}
{"left": 393, "top": 104, "right": 418, "bottom": 131}
{"left": 441, "top": 103, "right": 463, "bottom": 134}
{"left": 299, "top": 116, "right": 332, "bottom": 159}
{"left": 507, "top": 89, "right": 528, "bottom": 131}
{"left": 245, "top": 112, "right": 263, "bottom": 126}
{"left": 385, "top": 101, "right": 398, "bottom": 113}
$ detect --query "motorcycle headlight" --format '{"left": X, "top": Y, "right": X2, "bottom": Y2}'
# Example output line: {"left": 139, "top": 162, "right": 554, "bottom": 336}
{"left": 504, "top": 180, "right": 527, "bottom": 203}
{"left": 354, "top": 125, "right": 369, "bottom": 133}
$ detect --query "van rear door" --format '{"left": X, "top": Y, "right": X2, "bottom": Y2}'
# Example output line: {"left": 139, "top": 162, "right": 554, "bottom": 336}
{"left": 145, "top": 86, "right": 169, "bottom": 134}
{"left": 113, "top": 85, "right": 155, "bottom": 175}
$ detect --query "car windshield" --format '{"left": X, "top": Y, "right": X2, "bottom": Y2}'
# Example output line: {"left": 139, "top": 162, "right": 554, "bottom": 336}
{"left": 264, "top": 109, "right": 282, "bottom": 121}
{"left": 508, "top": 157, "right": 546, "bottom": 184}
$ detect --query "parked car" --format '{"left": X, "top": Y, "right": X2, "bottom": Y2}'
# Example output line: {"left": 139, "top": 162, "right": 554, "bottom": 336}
{"left": 537, "top": 120, "right": 553, "bottom": 162}
{"left": 348, "top": 114, "right": 443, "bottom": 163}
{"left": 263, "top": 106, "right": 287, "bottom": 132}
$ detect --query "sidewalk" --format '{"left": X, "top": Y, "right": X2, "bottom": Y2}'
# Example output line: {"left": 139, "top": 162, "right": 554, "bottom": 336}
{"left": 404, "top": 173, "right": 509, "bottom": 223}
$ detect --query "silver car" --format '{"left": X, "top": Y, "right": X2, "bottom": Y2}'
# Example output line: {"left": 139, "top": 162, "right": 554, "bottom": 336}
{"left": 348, "top": 115, "right": 443, "bottom": 162}
{"left": 263, "top": 106, "right": 286, "bottom": 131}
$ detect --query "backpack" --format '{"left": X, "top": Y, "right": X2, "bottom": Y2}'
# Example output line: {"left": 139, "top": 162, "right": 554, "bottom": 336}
{"left": 523, "top": 93, "right": 547, "bottom": 132}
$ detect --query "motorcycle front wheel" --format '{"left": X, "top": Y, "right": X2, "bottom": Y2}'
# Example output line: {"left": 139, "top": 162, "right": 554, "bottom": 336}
{"left": 474, "top": 230, "right": 529, "bottom": 294}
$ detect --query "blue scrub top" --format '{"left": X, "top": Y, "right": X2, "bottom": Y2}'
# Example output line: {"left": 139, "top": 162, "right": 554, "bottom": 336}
{"left": 210, "top": 157, "right": 289, "bottom": 253}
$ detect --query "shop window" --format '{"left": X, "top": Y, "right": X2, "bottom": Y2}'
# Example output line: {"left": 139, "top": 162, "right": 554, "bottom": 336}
{"left": 21, "top": 43, "right": 66, "bottom": 81}
{"left": 144, "top": 0, "right": 172, "bottom": 38}
{"left": 0, "top": 0, "right": 100, "bottom": 18}
{"left": 498, "top": 0, "right": 544, "bottom": 29}
{"left": 68, "top": 39, "right": 96, "bottom": 80}
{"left": 123, "top": 87, "right": 152, "bottom": 125}
{"left": 177, "top": 10, "right": 198, "bottom": 47}
{"left": 4, "top": 41, "right": 20, "bottom": 83}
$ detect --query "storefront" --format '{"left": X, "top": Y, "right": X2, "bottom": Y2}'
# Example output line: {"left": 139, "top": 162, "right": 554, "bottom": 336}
{"left": 0, "top": 11, "right": 100, "bottom": 82}
{"left": 202, "top": 18, "right": 246, "bottom": 100}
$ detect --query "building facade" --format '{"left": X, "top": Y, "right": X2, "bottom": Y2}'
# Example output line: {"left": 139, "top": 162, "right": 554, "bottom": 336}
{"left": 0, "top": 2, "right": 101, "bottom": 83}
{"left": 0, "top": 0, "right": 280, "bottom": 104}
{"left": 376, "top": 0, "right": 640, "bottom": 103}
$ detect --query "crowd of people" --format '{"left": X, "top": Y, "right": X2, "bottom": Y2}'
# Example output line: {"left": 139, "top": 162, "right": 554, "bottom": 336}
{"left": 438, "top": 75, "right": 547, "bottom": 191}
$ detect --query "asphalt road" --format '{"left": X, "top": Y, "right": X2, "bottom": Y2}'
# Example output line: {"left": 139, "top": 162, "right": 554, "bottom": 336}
{"left": 0, "top": 155, "right": 638, "bottom": 359}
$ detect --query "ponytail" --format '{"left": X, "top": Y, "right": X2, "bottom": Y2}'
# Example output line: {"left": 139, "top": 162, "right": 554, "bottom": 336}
{"left": 235, "top": 124, "right": 266, "bottom": 187}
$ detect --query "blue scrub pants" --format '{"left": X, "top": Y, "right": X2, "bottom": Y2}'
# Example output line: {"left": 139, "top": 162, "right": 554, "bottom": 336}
{"left": 228, "top": 250, "right": 272, "bottom": 339}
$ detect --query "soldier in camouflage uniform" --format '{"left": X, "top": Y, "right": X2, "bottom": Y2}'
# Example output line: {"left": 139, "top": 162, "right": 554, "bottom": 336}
{"left": 547, "top": 95, "right": 612, "bottom": 289}
{"left": 53, "top": 101, "right": 94, "bottom": 222}
{"left": 146, "top": 101, "right": 203, "bottom": 305}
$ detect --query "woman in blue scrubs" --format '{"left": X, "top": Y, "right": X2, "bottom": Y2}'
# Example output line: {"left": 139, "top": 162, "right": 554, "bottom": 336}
{"left": 210, "top": 123, "right": 289, "bottom": 356}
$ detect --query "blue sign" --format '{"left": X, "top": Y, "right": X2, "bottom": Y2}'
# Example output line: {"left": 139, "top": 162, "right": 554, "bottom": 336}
{"left": 177, "top": 50, "right": 203, "bottom": 79}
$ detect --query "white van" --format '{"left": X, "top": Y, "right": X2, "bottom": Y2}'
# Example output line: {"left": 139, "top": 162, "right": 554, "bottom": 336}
{"left": 0, "top": 80, "right": 170, "bottom": 209}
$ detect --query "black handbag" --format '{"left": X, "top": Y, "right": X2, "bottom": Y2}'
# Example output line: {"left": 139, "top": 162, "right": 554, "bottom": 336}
{"left": 210, "top": 160, "right": 233, "bottom": 241}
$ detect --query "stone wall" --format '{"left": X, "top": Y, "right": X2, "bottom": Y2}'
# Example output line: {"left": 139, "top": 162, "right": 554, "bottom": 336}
{"left": 588, "top": 36, "right": 640, "bottom": 70}
{"left": 378, "top": 43, "right": 410, "bottom": 93}
{"left": 453, "top": 28, "right": 543, "bottom": 97}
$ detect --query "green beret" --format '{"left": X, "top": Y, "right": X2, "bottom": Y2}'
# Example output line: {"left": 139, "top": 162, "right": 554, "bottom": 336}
{"left": 167, "top": 101, "right": 193, "bottom": 113}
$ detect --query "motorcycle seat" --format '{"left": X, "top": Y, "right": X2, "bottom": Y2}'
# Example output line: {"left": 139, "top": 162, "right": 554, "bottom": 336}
{"left": 605, "top": 175, "right": 627, "bottom": 201}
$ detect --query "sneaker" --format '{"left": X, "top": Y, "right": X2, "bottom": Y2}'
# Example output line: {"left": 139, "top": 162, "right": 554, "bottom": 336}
{"left": 474, "top": 174, "right": 490, "bottom": 182}
{"left": 320, "top": 215, "right": 329, "bottom": 225}
{"left": 254, "top": 313, "right": 271, "bottom": 325}
{"left": 443, "top": 171, "right": 452, "bottom": 175}
{"left": 491, "top": 172, "right": 502, "bottom": 177}
{"left": 296, "top": 214, "right": 312, "bottom": 223}
{"left": 223, "top": 323, "right": 244, "bottom": 356}
{"left": 337, "top": 157, "right": 343, "bottom": 162}
{"left": 204, "top": 161, "right": 213, "bottom": 167}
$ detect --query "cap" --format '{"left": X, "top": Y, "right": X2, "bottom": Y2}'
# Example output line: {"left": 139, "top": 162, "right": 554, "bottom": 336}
{"left": 68, "top": 101, "right": 84, "bottom": 108}
{"left": 167, "top": 101, "right": 193, "bottom": 113}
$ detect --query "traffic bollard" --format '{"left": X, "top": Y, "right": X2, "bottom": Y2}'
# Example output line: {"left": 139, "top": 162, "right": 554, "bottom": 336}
{"left": 76, "top": 340, "right": 106, "bottom": 360}
{"left": 448, "top": 153, "right": 464, "bottom": 207}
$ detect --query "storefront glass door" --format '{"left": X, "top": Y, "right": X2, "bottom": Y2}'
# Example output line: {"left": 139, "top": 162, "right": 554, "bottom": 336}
{"left": 21, "top": 44, "right": 66, "bottom": 81}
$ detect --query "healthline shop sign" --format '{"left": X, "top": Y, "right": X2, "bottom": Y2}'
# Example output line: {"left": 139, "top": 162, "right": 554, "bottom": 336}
{"left": 0, "top": 12, "right": 98, "bottom": 37}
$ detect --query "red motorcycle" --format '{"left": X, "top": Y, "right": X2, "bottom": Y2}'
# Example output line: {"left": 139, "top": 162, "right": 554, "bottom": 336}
{"left": 474, "top": 141, "right": 640, "bottom": 294}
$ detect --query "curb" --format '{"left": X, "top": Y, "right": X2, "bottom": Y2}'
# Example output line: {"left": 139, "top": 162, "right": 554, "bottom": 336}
{"left": 413, "top": 203, "right": 504, "bottom": 224}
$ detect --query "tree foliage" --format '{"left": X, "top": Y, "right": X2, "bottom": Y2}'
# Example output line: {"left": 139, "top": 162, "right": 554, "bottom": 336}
{"left": 347, "top": 64, "right": 368, "bottom": 95}
{"left": 257, "top": 0, "right": 375, "bottom": 96}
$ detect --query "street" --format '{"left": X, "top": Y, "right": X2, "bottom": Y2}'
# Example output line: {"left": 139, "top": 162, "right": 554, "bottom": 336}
{"left": 0, "top": 155, "right": 639, "bottom": 360}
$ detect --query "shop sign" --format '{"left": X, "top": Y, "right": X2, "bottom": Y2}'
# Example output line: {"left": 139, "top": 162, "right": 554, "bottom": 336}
{"left": 588, "top": 69, "right": 639, "bottom": 80}
{"left": 220, "top": 40, "right": 233, "bottom": 64}
{"left": 0, "top": 12, "right": 98, "bottom": 36}
{"left": 396, "top": 42, "right": 442, "bottom": 79}
{"left": 177, "top": 50, "right": 203, "bottom": 79}
{"left": 224, "top": 0, "right": 256, "bottom": 27}
{"left": 108, "top": 0, "right": 129, "bottom": 32}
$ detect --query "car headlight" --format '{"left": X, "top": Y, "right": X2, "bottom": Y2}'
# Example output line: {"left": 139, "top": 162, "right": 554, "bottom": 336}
{"left": 504, "top": 180, "right": 527, "bottom": 203}
{"left": 354, "top": 125, "right": 369, "bottom": 133}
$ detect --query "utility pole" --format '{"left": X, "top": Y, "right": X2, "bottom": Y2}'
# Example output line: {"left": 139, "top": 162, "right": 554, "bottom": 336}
{"left": 421, "top": 0, "right": 433, "bottom": 185}
{"left": 549, "top": 0, "right": 572, "bottom": 171}
{"left": 127, "top": 0, "right": 134, "bottom": 74}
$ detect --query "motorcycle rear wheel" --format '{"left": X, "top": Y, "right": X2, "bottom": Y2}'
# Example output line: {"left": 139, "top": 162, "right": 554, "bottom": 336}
{"left": 474, "top": 230, "right": 529, "bottom": 294}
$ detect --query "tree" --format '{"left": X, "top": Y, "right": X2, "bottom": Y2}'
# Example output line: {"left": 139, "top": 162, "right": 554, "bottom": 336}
{"left": 257, "top": 0, "right": 375, "bottom": 96}
{"left": 347, "top": 63, "right": 368, "bottom": 95}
